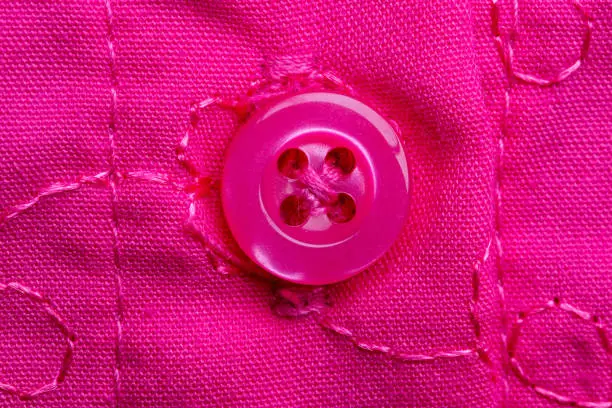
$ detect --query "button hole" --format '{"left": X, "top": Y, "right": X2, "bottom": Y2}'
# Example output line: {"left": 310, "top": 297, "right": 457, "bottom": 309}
{"left": 277, "top": 148, "right": 309, "bottom": 179}
{"left": 327, "top": 193, "right": 356, "bottom": 224}
{"left": 324, "top": 147, "right": 356, "bottom": 176}
{"left": 280, "top": 194, "right": 312, "bottom": 226}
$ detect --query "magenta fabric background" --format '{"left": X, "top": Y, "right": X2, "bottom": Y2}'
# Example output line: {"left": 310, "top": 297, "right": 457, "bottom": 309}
{"left": 0, "top": 0, "right": 610, "bottom": 407}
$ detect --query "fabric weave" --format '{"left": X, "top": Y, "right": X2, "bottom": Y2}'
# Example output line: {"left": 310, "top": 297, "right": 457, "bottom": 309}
{"left": 0, "top": 0, "right": 610, "bottom": 407}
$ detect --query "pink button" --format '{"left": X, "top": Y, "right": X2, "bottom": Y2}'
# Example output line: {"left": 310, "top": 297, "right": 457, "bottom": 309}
{"left": 222, "top": 92, "right": 410, "bottom": 285}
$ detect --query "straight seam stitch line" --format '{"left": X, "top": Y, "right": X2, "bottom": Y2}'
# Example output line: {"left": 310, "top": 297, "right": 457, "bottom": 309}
{"left": 491, "top": 0, "right": 512, "bottom": 404}
{"left": 488, "top": 2, "right": 516, "bottom": 404}
{"left": 103, "top": 0, "right": 122, "bottom": 407}
{"left": 497, "top": 79, "right": 510, "bottom": 408}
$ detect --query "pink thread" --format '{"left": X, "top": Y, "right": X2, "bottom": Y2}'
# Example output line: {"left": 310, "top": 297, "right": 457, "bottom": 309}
{"left": 0, "top": 171, "right": 110, "bottom": 227}
{"left": 508, "top": 299, "right": 611, "bottom": 408}
{"left": 0, "top": 282, "right": 75, "bottom": 401}
{"left": 492, "top": 0, "right": 515, "bottom": 401}
{"left": 470, "top": 238, "right": 495, "bottom": 371}
{"left": 177, "top": 97, "right": 219, "bottom": 178}
{"left": 178, "top": 99, "right": 259, "bottom": 273}
{"left": 297, "top": 166, "right": 341, "bottom": 218}
{"left": 0, "top": 171, "right": 193, "bottom": 230}
{"left": 122, "top": 171, "right": 187, "bottom": 192}
{"left": 491, "top": 0, "right": 595, "bottom": 404}
{"left": 272, "top": 286, "right": 328, "bottom": 318}
{"left": 241, "top": 70, "right": 355, "bottom": 111}
{"left": 183, "top": 70, "right": 486, "bottom": 365}
{"left": 318, "top": 315, "right": 480, "bottom": 363}
{"left": 298, "top": 167, "right": 339, "bottom": 204}
{"left": 492, "top": 0, "right": 593, "bottom": 87}
{"left": 175, "top": 70, "right": 359, "bottom": 270}
{"left": 184, "top": 190, "right": 256, "bottom": 272}
{"left": 103, "top": 0, "right": 122, "bottom": 406}
{"left": 264, "top": 55, "right": 318, "bottom": 81}
{"left": 495, "top": 105, "right": 510, "bottom": 399}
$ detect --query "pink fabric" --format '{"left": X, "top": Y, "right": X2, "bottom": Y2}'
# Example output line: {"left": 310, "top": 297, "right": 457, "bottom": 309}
{"left": 0, "top": 1, "right": 609, "bottom": 407}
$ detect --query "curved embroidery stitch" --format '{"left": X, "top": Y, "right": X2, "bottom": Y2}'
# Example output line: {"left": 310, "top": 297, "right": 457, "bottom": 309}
{"left": 0, "top": 282, "right": 75, "bottom": 401}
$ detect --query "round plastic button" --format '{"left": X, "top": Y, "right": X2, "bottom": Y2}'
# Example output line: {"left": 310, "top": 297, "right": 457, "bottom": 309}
{"left": 222, "top": 92, "right": 410, "bottom": 285}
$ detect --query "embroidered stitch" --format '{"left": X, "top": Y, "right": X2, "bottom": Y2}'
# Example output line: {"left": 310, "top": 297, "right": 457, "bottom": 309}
{"left": 191, "top": 70, "right": 489, "bottom": 365}
{"left": 178, "top": 99, "right": 259, "bottom": 273}
{"left": 318, "top": 314, "right": 481, "bottom": 363}
{"left": 0, "top": 282, "right": 75, "bottom": 401}
{"left": 1, "top": 51, "right": 605, "bottom": 405}
{"left": 491, "top": 0, "right": 598, "bottom": 406}
{"left": 492, "top": 0, "right": 593, "bottom": 87}
{"left": 0, "top": 172, "right": 110, "bottom": 226}
{"left": 103, "top": 0, "right": 122, "bottom": 405}
{"left": 471, "top": 238, "right": 495, "bottom": 367}
{"left": 507, "top": 299, "right": 611, "bottom": 408}
{"left": 182, "top": 70, "right": 483, "bottom": 364}
{"left": 272, "top": 286, "right": 329, "bottom": 318}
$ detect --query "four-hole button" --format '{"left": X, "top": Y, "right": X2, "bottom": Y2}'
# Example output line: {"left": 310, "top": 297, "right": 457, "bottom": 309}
{"left": 222, "top": 92, "right": 410, "bottom": 285}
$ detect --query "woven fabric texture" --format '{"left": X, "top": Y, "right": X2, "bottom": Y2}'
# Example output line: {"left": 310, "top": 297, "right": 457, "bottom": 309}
{"left": 0, "top": 0, "right": 610, "bottom": 407}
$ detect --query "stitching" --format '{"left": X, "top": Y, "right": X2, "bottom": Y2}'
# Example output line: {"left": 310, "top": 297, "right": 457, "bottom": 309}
{"left": 0, "top": 171, "right": 189, "bottom": 229}
{"left": 497, "top": 85, "right": 511, "bottom": 403}
{"left": 102, "top": 0, "right": 122, "bottom": 406}
{"left": 264, "top": 55, "right": 318, "bottom": 81}
{"left": 0, "top": 172, "right": 110, "bottom": 226}
{"left": 491, "top": 0, "right": 595, "bottom": 405}
{"left": 178, "top": 99, "right": 259, "bottom": 273}
{"left": 174, "top": 72, "right": 353, "bottom": 272}
{"left": 470, "top": 239, "right": 492, "bottom": 342}
{"left": 1, "top": 59, "right": 604, "bottom": 400}
{"left": 492, "top": 0, "right": 512, "bottom": 398}
{"left": 508, "top": 299, "right": 611, "bottom": 408}
{"left": 470, "top": 238, "right": 496, "bottom": 372}
{"left": 123, "top": 170, "right": 187, "bottom": 192}
{"left": 317, "top": 314, "right": 480, "bottom": 363}
{"left": 184, "top": 187, "right": 256, "bottom": 272}
{"left": 182, "top": 71, "right": 488, "bottom": 365}
{"left": 297, "top": 166, "right": 340, "bottom": 209}
{"left": 271, "top": 286, "right": 329, "bottom": 318}
{"left": 492, "top": 0, "right": 593, "bottom": 87}
{"left": 0, "top": 282, "right": 75, "bottom": 401}
{"left": 313, "top": 232, "right": 492, "bottom": 366}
